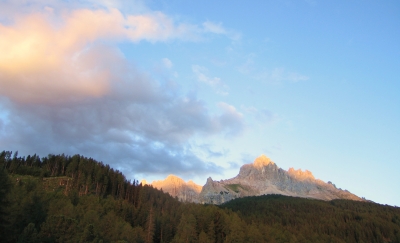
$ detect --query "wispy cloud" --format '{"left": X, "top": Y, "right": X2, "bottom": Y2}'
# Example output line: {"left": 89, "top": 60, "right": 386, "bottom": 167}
{"left": 203, "top": 21, "right": 227, "bottom": 35}
{"left": 256, "top": 67, "right": 309, "bottom": 84}
{"left": 192, "top": 65, "right": 229, "bottom": 95}
{"left": 237, "top": 54, "right": 309, "bottom": 84}
{"left": 216, "top": 102, "right": 245, "bottom": 137}
{"left": 162, "top": 58, "right": 173, "bottom": 69}
{"left": 197, "top": 144, "right": 229, "bottom": 159}
{"left": 192, "top": 65, "right": 222, "bottom": 86}
{"left": 237, "top": 53, "right": 256, "bottom": 74}
{"left": 241, "top": 105, "right": 279, "bottom": 125}
{"left": 202, "top": 21, "right": 241, "bottom": 41}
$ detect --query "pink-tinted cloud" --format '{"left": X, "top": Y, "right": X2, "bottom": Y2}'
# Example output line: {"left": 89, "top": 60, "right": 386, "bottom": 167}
{"left": 0, "top": 7, "right": 201, "bottom": 104}
{"left": 0, "top": 2, "right": 245, "bottom": 179}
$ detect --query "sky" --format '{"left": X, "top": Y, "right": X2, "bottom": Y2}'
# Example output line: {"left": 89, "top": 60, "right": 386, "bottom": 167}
{"left": 0, "top": 0, "right": 399, "bottom": 206}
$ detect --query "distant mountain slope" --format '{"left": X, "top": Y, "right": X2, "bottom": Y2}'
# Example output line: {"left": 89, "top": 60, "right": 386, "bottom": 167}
{"left": 199, "top": 155, "right": 363, "bottom": 204}
{"left": 146, "top": 175, "right": 202, "bottom": 203}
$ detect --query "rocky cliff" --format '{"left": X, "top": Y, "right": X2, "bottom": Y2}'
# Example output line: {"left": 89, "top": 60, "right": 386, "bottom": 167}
{"left": 198, "top": 155, "right": 363, "bottom": 204}
{"left": 145, "top": 155, "right": 363, "bottom": 205}
{"left": 147, "top": 175, "right": 202, "bottom": 203}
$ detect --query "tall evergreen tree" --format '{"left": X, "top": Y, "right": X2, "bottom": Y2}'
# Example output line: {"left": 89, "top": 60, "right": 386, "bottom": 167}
{"left": 172, "top": 213, "right": 198, "bottom": 243}
{"left": 0, "top": 166, "right": 11, "bottom": 239}
{"left": 145, "top": 207, "right": 155, "bottom": 243}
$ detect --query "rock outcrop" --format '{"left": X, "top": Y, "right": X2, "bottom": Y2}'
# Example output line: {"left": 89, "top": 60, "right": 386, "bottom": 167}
{"left": 145, "top": 155, "right": 363, "bottom": 205}
{"left": 198, "top": 155, "right": 363, "bottom": 204}
{"left": 149, "top": 175, "right": 202, "bottom": 203}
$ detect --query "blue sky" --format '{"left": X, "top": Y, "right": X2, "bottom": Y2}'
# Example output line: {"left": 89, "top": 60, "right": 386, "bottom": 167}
{"left": 0, "top": 0, "right": 399, "bottom": 206}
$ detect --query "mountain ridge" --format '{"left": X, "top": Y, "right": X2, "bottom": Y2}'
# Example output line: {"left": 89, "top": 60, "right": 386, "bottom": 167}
{"left": 147, "top": 174, "right": 202, "bottom": 203}
{"left": 147, "top": 155, "right": 363, "bottom": 204}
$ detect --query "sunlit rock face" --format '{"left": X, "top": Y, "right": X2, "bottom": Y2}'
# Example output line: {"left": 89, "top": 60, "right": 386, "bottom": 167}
{"left": 148, "top": 155, "right": 363, "bottom": 205}
{"left": 198, "top": 155, "right": 363, "bottom": 204}
{"left": 150, "top": 175, "right": 202, "bottom": 203}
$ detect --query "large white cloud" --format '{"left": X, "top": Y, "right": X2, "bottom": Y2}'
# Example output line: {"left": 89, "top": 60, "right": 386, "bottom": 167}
{"left": 0, "top": 7, "right": 203, "bottom": 104}
{"left": 0, "top": 1, "right": 245, "bottom": 179}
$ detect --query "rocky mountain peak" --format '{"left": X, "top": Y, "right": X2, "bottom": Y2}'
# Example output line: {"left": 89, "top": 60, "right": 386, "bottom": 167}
{"left": 288, "top": 168, "right": 315, "bottom": 180}
{"left": 149, "top": 174, "right": 202, "bottom": 202}
{"left": 145, "top": 155, "right": 363, "bottom": 205}
{"left": 164, "top": 174, "right": 185, "bottom": 184}
{"left": 199, "top": 156, "right": 363, "bottom": 204}
{"left": 238, "top": 155, "right": 279, "bottom": 179}
{"left": 253, "top": 154, "right": 274, "bottom": 168}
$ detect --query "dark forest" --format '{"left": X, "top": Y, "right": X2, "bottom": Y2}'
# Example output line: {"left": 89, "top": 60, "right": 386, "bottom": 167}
{"left": 1, "top": 151, "right": 399, "bottom": 242}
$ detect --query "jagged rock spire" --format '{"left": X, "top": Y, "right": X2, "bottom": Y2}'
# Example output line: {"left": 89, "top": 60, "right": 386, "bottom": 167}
{"left": 253, "top": 155, "right": 274, "bottom": 168}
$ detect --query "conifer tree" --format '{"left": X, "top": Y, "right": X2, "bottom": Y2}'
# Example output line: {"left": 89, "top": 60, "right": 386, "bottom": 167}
{"left": 145, "top": 207, "right": 155, "bottom": 243}
{"left": 18, "top": 223, "right": 39, "bottom": 243}
{"left": 225, "top": 214, "right": 245, "bottom": 243}
{"left": 206, "top": 220, "right": 216, "bottom": 243}
{"left": 0, "top": 166, "right": 11, "bottom": 239}
{"left": 172, "top": 213, "right": 198, "bottom": 243}
{"left": 198, "top": 230, "right": 211, "bottom": 243}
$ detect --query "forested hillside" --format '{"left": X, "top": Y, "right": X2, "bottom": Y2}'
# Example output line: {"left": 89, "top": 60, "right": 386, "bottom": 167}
{"left": 221, "top": 195, "right": 400, "bottom": 242}
{"left": 1, "top": 151, "right": 399, "bottom": 243}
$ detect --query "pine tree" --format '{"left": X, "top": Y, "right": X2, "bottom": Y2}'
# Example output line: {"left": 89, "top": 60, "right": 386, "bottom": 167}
{"left": 18, "top": 223, "right": 39, "bottom": 243}
{"left": 198, "top": 230, "right": 211, "bottom": 243}
{"left": 172, "top": 213, "right": 198, "bottom": 243}
{"left": 225, "top": 214, "right": 245, "bottom": 243}
{"left": 145, "top": 207, "right": 155, "bottom": 243}
{"left": 0, "top": 166, "right": 11, "bottom": 240}
{"left": 206, "top": 220, "right": 216, "bottom": 243}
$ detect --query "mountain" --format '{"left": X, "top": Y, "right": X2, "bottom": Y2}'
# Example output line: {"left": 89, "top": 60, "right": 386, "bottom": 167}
{"left": 146, "top": 175, "right": 202, "bottom": 203}
{"left": 147, "top": 155, "right": 363, "bottom": 204}
{"left": 199, "top": 155, "right": 363, "bottom": 204}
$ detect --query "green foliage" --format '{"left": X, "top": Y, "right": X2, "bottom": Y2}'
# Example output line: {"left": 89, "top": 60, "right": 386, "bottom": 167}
{"left": 1, "top": 150, "right": 400, "bottom": 243}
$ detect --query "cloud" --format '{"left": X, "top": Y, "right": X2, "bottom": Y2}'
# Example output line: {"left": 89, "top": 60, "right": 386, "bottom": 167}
{"left": 0, "top": 1, "right": 244, "bottom": 179}
{"left": 0, "top": 53, "right": 239, "bottom": 177}
{"left": 286, "top": 72, "right": 310, "bottom": 82}
{"left": 216, "top": 102, "right": 245, "bottom": 137}
{"left": 0, "top": 7, "right": 205, "bottom": 105}
{"left": 227, "top": 161, "right": 241, "bottom": 170}
{"left": 202, "top": 21, "right": 241, "bottom": 41}
{"left": 162, "top": 58, "right": 173, "bottom": 69}
{"left": 237, "top": 54, "right": 308, "bottom": 84}
{"left": 192, "top": 65, "right": 222, "bottom": 86}
{"left": 203, "top": 21, "right": 227, "bottom": 35}
{"left": 192, "top": 65, "right": 229, "bottom": 95}
{"left": 240, "top": 152, "right": 256, "bottom": 165}
{"left": 241, "top": 105, "right": 278, "bottom": 125}
{"left": 197, "top": 144, "right": 229, "bottom": 159}
{"left": 239, "top": 105, "right": 279, "bottom": 134}
{"left": 256, "top": 67, "right": 309, "bottom": 84}
{"left": 0, "top": 1, "right": 149, "bottom": 21}
{"left": 237, "top": 54, "right": 256, "bottom": 74}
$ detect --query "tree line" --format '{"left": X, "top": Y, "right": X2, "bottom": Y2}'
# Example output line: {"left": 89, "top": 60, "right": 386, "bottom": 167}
{"left": 1, "top": 150, "right": 400, "bottom": 242}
